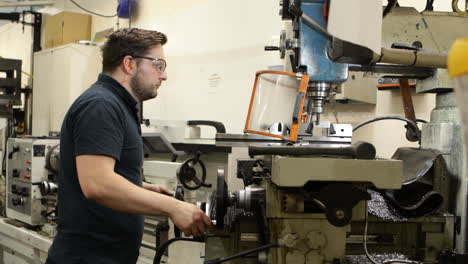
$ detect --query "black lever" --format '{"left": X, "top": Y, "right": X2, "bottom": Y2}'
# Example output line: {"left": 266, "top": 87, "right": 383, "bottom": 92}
{"left": 264, "top": 46, "right": 280, "bottom": 51}
{"left": 187, "top": 120, "right": 226, "bottom": 133}
{"left": 391, "top": 42, "right": 421, "bottom": 51}
{"left": 8, "top": 146, "right": 19, "bottom": 159}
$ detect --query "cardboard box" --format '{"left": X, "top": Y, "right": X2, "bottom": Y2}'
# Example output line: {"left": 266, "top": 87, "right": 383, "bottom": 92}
{"left": 44, "top": 12, "right": 91, "bottom": 49}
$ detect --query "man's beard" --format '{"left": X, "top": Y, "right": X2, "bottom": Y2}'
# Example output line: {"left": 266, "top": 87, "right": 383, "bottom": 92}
{"left": 129, "top": 73, "right": 159, "bottom": 101}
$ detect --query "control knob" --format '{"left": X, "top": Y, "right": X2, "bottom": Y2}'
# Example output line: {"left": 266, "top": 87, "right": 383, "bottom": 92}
{"left": 11, "top": 197, "right": 25, "bottom": 206}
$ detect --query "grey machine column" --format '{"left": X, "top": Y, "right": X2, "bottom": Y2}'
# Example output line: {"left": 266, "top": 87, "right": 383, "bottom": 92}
{"left": 420, "top": 90, "right": 467, "bottom": 252}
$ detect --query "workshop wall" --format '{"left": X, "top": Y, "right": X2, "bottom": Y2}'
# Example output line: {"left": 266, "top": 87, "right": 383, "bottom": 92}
{"left": 131, "top": 0, "right": 284, "bottom": 137}
{"left": 0, "top": 0, "right": 457, "bottom": 159}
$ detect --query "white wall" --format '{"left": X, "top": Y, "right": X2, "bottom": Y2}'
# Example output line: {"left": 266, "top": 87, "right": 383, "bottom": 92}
{"left": 0, "top": 0, "right": 460, "bottom": 158}
{"left": 132, "top": 0, "right": 284, "bottom": 135}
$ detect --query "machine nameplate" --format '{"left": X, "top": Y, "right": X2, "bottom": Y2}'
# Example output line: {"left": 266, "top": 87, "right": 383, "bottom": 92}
{"left": 33, "top": 145, "right": 45, "bottom": 157}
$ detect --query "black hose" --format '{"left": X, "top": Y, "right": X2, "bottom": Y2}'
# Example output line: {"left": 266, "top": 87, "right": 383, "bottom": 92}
{"left": 204, "top": 243, "right": 279, "bottom": 264}
{"left": 353, "top": 116, "right": 420, "bottom": 135}
{"left": 424, "top": 0, "right": 435, "bottom": 11}
{"left": 249, "top": 141, "right": 376, "bottom": 160}
{"left": 153, "top": 237, "right": 204, "bottom": 264}
{"left": 383, "top": 0, "right": 398, "bottom": 17}
{"left": 416, "top": 119, "right": 428, "bottom": 123}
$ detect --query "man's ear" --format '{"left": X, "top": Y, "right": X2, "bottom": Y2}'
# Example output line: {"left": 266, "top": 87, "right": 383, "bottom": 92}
{"left": 122, "top": 55, "right": 134, "bottom": 75}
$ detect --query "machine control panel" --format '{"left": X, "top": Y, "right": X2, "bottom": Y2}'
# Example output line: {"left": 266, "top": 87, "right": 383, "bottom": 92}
{"left": 6, "top": 138, "right": 59, "bottom": 226}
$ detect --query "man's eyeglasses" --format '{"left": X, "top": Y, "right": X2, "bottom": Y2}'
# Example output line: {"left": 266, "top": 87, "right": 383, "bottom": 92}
{"left": 133, "top": 55, "right": 167, "bottom": 72}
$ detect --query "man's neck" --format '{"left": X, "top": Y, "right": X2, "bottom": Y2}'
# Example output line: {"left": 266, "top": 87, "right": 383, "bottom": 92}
{"left": 103, "top": 71, "right": 139, "bottom": 101}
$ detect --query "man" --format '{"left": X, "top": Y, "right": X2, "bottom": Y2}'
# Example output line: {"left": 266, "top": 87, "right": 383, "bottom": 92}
{"left": 46, "top": 28, "right": 213, "bottom": 264}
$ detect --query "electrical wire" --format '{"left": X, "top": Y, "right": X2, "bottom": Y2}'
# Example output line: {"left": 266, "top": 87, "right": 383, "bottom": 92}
{"left": 153, "top": 237, "right": 204, "bottom": 264}
{"left": 363, "top": 203, "right": 434, "bottom": 264}
{"left": 352, "top": 116, "right": 420, "bottom": 135}
{"left": 416, "top": 119, "right": 428, "bottom": 124}
{"left": 424, "top": 0, "right": 435, "bottom": 11}
{"left": 69, "top": 0, "right": 117, "bottom": 18}
{"left": 204, "top": 243, "right": 278, "bottom": 264}
{"left": 452, "top": 0, "right": 468, "bottom": 16}
{"left": 21, "top": 71, "right": 33, "bottom": 78}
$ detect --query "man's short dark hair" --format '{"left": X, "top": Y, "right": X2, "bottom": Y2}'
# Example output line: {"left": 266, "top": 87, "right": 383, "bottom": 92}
{"left": 101, "top": 28, "right": 167, "bottom": 73}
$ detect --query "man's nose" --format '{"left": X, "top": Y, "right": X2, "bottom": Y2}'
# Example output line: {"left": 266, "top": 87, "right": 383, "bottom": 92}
{"left": 160, "top": 71, "right": 168, "bottom": 81}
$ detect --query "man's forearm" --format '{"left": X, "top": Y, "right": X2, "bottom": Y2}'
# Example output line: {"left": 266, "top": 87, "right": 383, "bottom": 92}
{"left": 90, "top": 172, "right": 179, "bottom": 216}
{"left": 76, "top": 154, "right": 213, "bottom": 237}
{"left": 142, "top": 182, "right": 150, "bottom": 189}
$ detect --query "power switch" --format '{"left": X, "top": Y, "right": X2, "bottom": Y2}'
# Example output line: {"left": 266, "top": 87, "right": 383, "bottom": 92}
{"left": 21, "top": 187, "right": 28, "bottom": 196}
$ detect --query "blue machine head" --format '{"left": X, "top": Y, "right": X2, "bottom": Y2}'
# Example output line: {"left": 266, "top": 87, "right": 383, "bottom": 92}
{"left": 266, "top": 0, "right": 349, "bottom": 124}
{"left": 297, "top": 0, "right": 348, "bottom": 83}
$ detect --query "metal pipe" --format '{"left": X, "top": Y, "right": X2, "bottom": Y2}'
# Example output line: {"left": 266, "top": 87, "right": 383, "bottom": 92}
{"left": 373, "top": 48, "right": 447, "bottom": 69}
{"left": 0, "top": 1, "right": 54, "bottom": 7}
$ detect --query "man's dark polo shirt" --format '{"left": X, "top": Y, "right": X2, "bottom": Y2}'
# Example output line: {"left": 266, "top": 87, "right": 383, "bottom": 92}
{"left": 47, "top": 74, "right": 144, "bottom": 264}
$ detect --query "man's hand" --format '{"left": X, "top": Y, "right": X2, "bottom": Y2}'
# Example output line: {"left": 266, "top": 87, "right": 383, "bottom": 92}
{"left": 169, "top": 200, "right": 214, "bottom": 237}
{"left": 142, "top": 182, "right": 174, "bottom": 196}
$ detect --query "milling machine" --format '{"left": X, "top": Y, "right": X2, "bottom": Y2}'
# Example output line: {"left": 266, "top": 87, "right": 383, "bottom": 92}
{"left": 148, "top": 1, "right": 468, "bottom": 264}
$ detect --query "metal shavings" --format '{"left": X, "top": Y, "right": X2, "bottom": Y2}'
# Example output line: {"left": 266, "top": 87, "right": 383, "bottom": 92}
{"left": 345, "top": 253, "right": 410, "bottom": 264}
{"left": 367, "top": 189, "right": 408, "bottom": 222}
{"left": 224, "top": 206, "right": 254, "bottom": 230}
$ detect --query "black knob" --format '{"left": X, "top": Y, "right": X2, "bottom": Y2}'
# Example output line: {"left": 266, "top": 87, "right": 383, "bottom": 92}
{"left": 12, "top": 196, "right": 25, "bottom": 206}
{"left": 21, "top": 187, "right": 28, "bottom": 196}
{"left": 11, "top": 184, "right": 17, "bottom": 194}
{"left": 12, "top": 169, "right": 19, "bottom": 178}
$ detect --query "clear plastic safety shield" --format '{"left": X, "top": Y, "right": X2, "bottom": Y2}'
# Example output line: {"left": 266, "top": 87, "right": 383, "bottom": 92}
{"left": 244, "top": 71, "right": 308, "bottom": 140}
